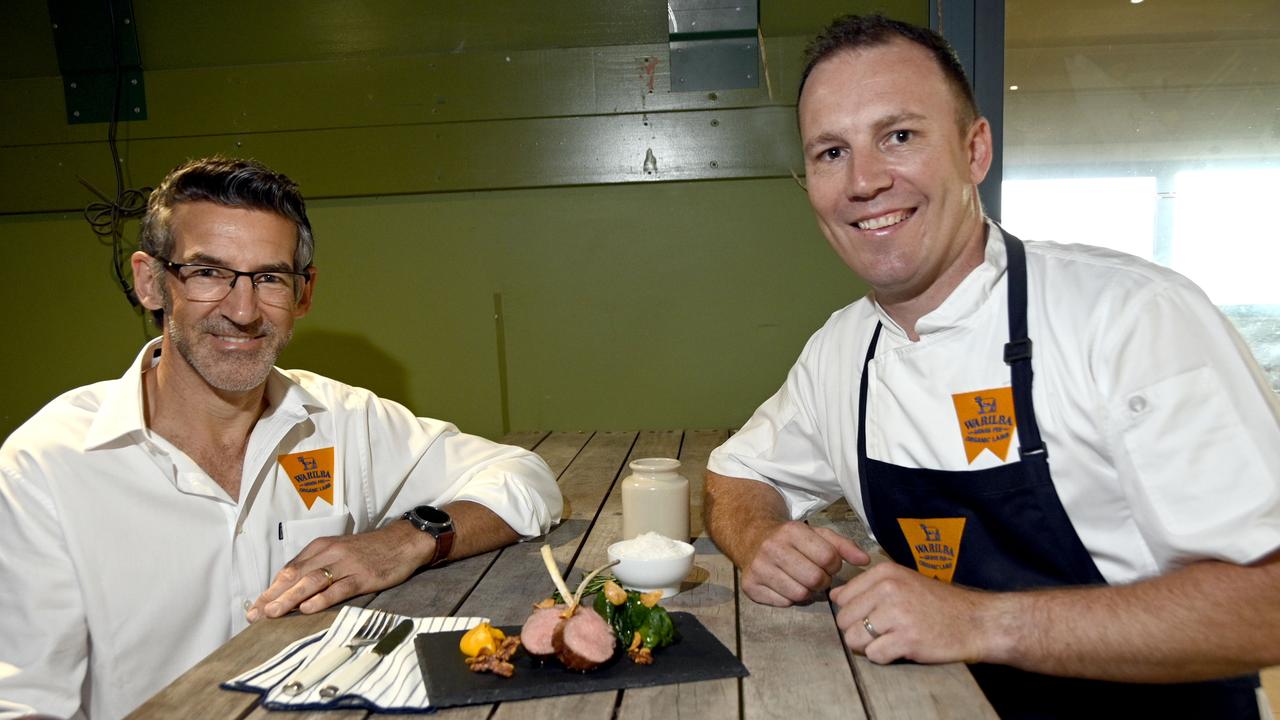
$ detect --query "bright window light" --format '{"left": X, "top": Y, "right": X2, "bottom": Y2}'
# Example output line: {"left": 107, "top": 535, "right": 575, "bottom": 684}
{"left": 1171, "top": 169, "right": 1280, "bottom": 305}
{"left": 1001, "top": 177, "right": 1157, "bottom": 260}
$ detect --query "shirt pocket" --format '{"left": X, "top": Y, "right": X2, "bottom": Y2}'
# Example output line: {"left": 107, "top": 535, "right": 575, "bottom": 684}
{"left": 1119, "top": 365, "right": 1271, "bottom": 548}
{"left": 276, "top": 510, "right": 351, "bottom": 566}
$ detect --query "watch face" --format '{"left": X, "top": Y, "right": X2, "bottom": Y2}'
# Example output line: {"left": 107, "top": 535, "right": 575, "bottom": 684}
{"left": 413, "top": 505, "right": 451, "bottom": 527}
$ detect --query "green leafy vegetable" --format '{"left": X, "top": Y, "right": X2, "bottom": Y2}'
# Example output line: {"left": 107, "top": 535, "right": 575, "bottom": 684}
{"left": 592, "top": 589, "right": 679, "bottom": 651}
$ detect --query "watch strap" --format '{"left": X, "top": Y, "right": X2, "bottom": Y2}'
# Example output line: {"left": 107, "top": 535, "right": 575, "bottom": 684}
{"left": 427, "top": 527, "right": 454, "bottom": 567}
{"left": 403, "top": 506, "right": 455, "bottom": 567}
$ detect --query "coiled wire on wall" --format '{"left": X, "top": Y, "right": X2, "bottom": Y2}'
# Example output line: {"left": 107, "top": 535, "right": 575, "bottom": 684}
{"left": 80, "top": 0, "right": 151, "bottom": 324}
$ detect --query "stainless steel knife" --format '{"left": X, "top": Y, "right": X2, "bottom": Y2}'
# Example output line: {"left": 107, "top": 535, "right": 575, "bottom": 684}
{"left": 318, "top": 618, "right": 415, "bottom": 699}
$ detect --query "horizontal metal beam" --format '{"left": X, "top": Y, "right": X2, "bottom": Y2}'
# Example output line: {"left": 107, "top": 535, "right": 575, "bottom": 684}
{"left": 0, "top": 106, "right": 804, "bottom": 213}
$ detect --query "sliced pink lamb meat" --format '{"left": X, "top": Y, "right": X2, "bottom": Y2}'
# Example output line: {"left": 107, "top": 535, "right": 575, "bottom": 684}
{"left": 553, "top": 607, "right": 616, "bottom": 671}
{"left": 519, "top": 605, "right": 566, "bottom": 658}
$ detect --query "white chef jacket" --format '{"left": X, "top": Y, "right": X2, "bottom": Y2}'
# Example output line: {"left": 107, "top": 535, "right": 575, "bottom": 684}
{"left": 0, "top": 340, "right": 563, "bottom": 720}
{"left": 709, "top": 222, "right": 1280, "bottom": 585}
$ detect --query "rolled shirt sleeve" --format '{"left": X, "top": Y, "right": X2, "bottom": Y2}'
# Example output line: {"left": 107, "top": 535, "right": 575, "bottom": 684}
{"left": 340, "top": 385, "right": 561, "bottom": 538}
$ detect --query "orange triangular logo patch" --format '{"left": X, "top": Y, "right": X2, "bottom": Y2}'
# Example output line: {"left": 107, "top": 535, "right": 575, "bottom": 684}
{"left": 278, "top": 447, "right": 335, "bottom": 510}
{"left": 951, "top": 386, "right": 1017, "bottom": 463}
{"left": 897, "top": 517, "right": 966, "bottom": 583}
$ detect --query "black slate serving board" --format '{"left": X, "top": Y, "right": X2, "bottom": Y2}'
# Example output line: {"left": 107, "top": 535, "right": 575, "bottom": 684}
{"left": 414, "top": 611, "right": 748, "bottom": 708}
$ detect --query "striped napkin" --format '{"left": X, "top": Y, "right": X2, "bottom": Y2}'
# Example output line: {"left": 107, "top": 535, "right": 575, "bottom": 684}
{"left": 223, "top": 606, "right": 487, "bottom": 712}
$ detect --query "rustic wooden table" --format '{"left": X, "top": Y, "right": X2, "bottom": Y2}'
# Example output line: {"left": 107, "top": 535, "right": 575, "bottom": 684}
{"left": 129, "top": 430, "right": 998, "bottom": 720}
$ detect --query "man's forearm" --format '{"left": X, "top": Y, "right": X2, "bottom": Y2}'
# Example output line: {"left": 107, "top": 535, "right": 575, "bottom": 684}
{"left": 397, "top": 500, "right": 520, "bottom": 567}
{"left": 703, "top": 471, "right": 791, "bottom": 568}
{"left": 441, "top": 500, "right": 519, "bottom": 562}
{"left": 985, "top": 553, "right": 1280, "bottom": 682}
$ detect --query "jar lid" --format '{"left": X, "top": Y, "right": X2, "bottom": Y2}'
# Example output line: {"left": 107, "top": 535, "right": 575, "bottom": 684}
{"left": 628, "top": 457, "right": 681, "bottom": 473}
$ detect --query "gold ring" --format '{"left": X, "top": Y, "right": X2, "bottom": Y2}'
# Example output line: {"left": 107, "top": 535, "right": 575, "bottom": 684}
{"left": 863, "top": 616, "right": 881, "bottom": 640}
{"left": 320, "top": 567, "right": 334, "bottom": 587}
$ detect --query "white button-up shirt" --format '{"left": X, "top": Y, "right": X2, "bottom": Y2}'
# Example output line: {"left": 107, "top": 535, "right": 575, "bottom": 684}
{"left": 0, "top": 340, "right": 562, "bottom": 719}
{"left": 710, "top": 224, "right": 1280, "bottom": 584}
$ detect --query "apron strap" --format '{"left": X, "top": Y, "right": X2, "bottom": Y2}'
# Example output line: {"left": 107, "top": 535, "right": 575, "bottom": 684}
{"left": 1000, "top": 230, "right": 1048, "bottom": 461}
{"left": 856, "top": 321, "right": 884, "bottom": 531}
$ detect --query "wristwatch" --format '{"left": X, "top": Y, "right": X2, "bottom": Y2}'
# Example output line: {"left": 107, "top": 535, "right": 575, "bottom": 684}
{"left": 402, "top": 505, "right": 455, "bottom": 567}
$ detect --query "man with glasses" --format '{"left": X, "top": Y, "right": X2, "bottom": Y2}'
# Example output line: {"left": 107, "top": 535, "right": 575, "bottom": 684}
{"left": 0, "top": 157, "right": 563, "bottom": 719}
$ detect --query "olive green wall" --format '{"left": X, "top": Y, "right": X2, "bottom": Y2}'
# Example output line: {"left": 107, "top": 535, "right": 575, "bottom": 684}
{"left": 0, "top": 179, "right": 862, "bottom": 440}
{"left": 0, "top": 1, "right": 925, "bottom": 441}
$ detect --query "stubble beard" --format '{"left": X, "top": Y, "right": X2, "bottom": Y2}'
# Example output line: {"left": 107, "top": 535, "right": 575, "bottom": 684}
{"left": 161, "top": 285, "right": 292, "bottom": 393}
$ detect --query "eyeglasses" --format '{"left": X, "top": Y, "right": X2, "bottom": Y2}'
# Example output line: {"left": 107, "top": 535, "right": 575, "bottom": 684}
{"left": 159, "top": 259, "right": 309, "bottom": 308}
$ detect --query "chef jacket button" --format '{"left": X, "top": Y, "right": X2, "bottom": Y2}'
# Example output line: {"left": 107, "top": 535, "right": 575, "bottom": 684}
{"left": 1128, "top": 395, "right": 1148, "bottom": 413}
{"left": 243, "top": 600, "right": 252, "bottom": 611}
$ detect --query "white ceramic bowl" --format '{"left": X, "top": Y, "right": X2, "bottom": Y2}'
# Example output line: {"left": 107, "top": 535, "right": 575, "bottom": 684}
{"left": 607, "top": 538, "right": 695, "bottom": 598}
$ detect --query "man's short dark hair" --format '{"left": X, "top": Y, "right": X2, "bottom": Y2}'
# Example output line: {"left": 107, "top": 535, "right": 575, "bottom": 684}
{"left": 798, "top": 14, "right": 980, "bottom": 130}
{"left": 137, "top": 156, "right": 314, "bottom": 325}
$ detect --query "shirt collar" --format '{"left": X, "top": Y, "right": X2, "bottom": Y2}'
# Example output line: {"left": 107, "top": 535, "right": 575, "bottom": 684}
{"left": 82, "top": 339, "right": 162, "bottom": 451}
{"left": 82, "top": 339, "right": 326, "bottom": 451}
{"left": 871, "top": 219, "right": 1008, "bottom": 339}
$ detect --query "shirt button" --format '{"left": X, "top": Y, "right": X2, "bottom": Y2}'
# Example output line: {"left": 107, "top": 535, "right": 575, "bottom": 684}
{"left": 1128, "top": 395, "right": 1148, "bottom": 413}
{"left": 243, "top": 600, "right": 252, "bottom": 612}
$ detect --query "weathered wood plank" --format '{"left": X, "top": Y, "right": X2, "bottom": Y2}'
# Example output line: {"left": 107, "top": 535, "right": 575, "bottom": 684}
{"left": 527, "top": 430, "right": 593, "bottom": 480}
{"left": 738, "top": 585, "right": 869, "bottom": 720}
{"left": 492, "top": 690, "right": 619, "bottom": 720}
{"left": 735, "top": 497, "right": 869, "bottom": 720}
{"left": 812, "top": 513, "right": 998, "bottom": 720}
{"left": 850, "top": 656, "right": 1000, "bottom": 720}
{"left": 498, "top": 430, "right": 551, "bottom": 451}
{"left": 617, "top": 429, "right": 739, "bottom": 720}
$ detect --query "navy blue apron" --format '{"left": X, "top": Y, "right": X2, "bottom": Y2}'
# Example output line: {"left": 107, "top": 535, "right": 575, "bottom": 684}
{"left": 855, "top": 232, "right": 1260, "bottom": 719}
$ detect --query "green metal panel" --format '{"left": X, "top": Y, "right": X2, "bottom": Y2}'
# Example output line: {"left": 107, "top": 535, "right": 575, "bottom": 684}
{"left": 0, "top": 1, "right": 60, "bottom": 79}
{"left": 48, "top": 0, "right": 147, "bottom": 123}
{"left": 130, "top": 0, "right": 668, "bottom": 70}
{"left": 0, "top": 38, "right": 808, "bottom": 147}
{"left": 668, "top": 0, "right": 760, "bottom": 92}
{"left": 0, "top": 103, "right": 805, "bottom": 214}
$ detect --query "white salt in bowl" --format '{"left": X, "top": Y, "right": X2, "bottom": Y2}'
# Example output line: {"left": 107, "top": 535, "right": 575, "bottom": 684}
{"left": 607, "top": 534, "right": 696, "bottom": 598}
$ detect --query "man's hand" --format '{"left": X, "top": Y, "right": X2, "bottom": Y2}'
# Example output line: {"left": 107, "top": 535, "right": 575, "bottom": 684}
{"left": 246, "top": 520, "right": 428, "bottom": 622}
{"left": 743, "top": 522, "right": 870, "bottom": 606}
{"left": 829, "top": 562, "right": 1003, "bottom": 665}
{"left": 704, "top": 471, "right": 870, "bottom": 606}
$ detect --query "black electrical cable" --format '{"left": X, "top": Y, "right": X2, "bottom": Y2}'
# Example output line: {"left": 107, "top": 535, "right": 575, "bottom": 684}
{"left": 81, "top": 0, "right": 151, "bottom": 313}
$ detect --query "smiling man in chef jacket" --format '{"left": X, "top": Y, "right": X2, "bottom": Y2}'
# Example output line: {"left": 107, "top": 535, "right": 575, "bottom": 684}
{"left": 0, "top": 156, "right": 563, "bottom": 720}
{"left": 704, "top": 14, "right": 1280, "bottom": 720}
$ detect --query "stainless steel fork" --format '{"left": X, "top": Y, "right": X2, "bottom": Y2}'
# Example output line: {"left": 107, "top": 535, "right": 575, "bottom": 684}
{"left": 281, "top": 610, "right": 393, "bottom": 695}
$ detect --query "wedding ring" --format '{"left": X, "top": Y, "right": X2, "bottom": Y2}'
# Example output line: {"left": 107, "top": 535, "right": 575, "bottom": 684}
{"left": 320, "top": 567, "right": 334, "bottom": 587}
{"left": 862, "top": 616, "right": 881, "bottom": 640}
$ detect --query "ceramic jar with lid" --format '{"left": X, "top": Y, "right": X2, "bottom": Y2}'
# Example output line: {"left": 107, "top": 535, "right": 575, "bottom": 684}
{"left": 620, "top": 457, "right": 690, "bottom": 542}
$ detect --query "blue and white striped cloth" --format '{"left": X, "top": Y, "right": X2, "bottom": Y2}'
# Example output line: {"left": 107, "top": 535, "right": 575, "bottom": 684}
{"left": 223, "top": 606, "right": 486, "bottom": 713}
